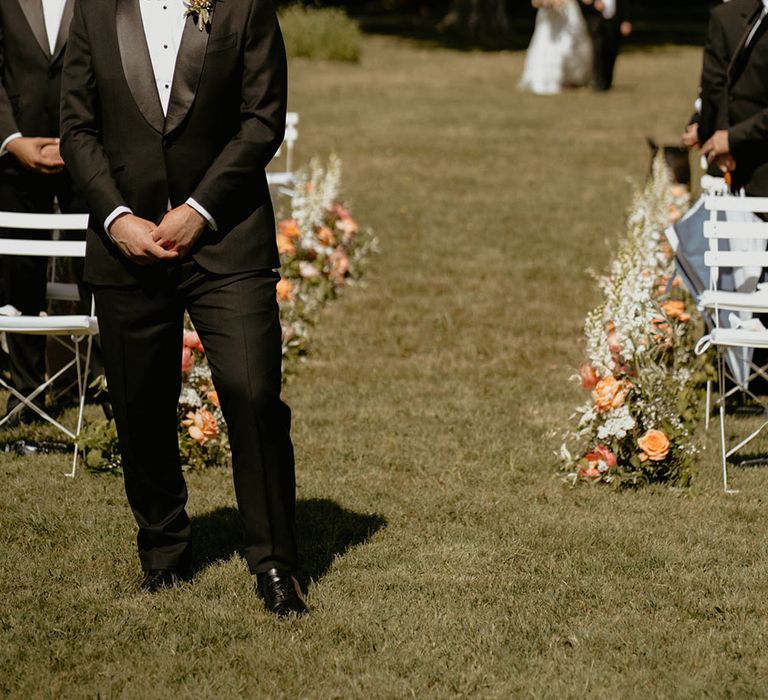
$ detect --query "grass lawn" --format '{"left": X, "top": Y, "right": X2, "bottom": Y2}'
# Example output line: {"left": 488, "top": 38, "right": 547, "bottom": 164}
{"left": 4, "top": 38, "right": 768, "bottom": 698}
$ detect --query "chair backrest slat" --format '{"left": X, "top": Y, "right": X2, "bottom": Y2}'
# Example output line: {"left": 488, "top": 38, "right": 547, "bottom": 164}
{"left": 704, "top": 251, "right": 768, "bottom": 268}
{"left": 705, "top": 195, "right": 768, "bottom": 213}
{"left": 0, "top": 239, "right": 86, "bottom": 257}
{"left": 0, "top": 212, "right": 88, "bottom": 231}
{"left": 704, "top": 221, "right": 768, "bottom": 239}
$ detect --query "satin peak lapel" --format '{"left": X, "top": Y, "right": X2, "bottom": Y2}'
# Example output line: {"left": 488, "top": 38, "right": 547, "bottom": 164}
{"left": 164, "top": 12, "right": 212, "bottom": 135}
{"left": 51, "top": 0, "right": 74, "bottom": 62}
{"left": 116, "top": 0, "right": 165, "bottom": 134}
{"left": 728, "top": 3, "right": 767, "bottom": 87}
{"left": 17, "top": 0, "right": 50, "bottom": 60}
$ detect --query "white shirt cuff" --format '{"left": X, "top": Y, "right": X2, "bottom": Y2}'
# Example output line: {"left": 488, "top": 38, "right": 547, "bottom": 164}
{"left": 104, "top": 206, "right": 133, "bottom": 235}
{"left": 0, "top": 132, "right": 22, "bottom": 158}
{"left": 186, "top": 198, "right": 217, "bottom": 231}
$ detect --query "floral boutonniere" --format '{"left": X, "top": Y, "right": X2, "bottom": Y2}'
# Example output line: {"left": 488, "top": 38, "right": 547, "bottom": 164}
{"left": 184, "top": 0, "right": 214, "bottom": 31}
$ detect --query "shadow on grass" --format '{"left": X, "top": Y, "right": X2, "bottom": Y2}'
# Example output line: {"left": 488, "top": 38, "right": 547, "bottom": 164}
{"left": 189, "top": 498, "right": 386, "bottom": 585}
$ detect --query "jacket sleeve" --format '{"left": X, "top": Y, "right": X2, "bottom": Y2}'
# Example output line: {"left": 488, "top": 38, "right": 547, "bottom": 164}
{"left": 59, "top": 0, "right": 127, "bottom": 228}
{"left": 698, "top": 12, "right": 729, "bottom": 145}
{"left": 0, "top": 16, "right": 21, "bottom": 144}
{"left": 190, "top": 0, "right": 287, "bottom": 230}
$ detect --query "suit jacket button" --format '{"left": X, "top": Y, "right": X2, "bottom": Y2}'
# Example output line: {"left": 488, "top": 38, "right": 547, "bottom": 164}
{"left": 163, "top": 139, "right": 171, "bottom": 149}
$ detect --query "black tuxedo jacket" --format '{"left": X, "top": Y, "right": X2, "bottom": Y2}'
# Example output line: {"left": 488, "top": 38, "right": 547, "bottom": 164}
{"left": 701, "top": 0, "right": 768, "bottom": 195}
{"left": 0, "top": 0, "right": 73, "bottom": 169}
{"left": 60, "top": 0, "right": 287, "bottom": 285}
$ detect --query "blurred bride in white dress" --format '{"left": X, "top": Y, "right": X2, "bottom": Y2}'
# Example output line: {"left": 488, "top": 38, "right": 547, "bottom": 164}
{"left": 520, "top": 0, "right": 592, "bottom": 95}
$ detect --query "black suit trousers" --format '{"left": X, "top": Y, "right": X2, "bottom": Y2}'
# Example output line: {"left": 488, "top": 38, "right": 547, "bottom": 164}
{"left": 93, "top": 262, "right": 297, "bottom": 574}
{"left": 590, "top": 18, "right": 622, "bottom": 91}
{"left": 0, "top": 166, "right": 85, "bottom": 411}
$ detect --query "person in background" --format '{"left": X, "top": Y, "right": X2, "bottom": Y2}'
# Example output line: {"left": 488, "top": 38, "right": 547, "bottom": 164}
{"left": 579, "top": 0, "right": 633, "bottom": 92}
{"left": 0, "top": 0, "right": 83, "bottom": 428}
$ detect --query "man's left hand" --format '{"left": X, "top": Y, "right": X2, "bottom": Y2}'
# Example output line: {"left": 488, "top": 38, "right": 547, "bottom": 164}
{"left": 152, "top": 204, "right": 207, "bottom": 258}
{"left": 701, "top": 130, "right": 731, "bottom": 164}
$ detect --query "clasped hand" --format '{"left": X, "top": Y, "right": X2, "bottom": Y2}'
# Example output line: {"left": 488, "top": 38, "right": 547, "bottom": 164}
{"left": 700, "top": 129, "right": 736, "bottom": 174}
{"left": 108, "top": 204, "right": 207, "bottom": 266}
{"left": 7, "top": 137, "right": 65, "bottom": 174}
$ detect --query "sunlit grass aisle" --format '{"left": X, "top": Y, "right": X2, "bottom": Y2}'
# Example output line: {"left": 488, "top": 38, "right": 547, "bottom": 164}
{"left": 3, "top": 39, "right": 768, "bottom": 697}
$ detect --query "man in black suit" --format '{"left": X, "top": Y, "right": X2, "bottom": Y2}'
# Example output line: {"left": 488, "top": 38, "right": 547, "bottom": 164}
{"left": 60, "top": 0, "right": 306, "bottom": 615}
{"left": 579, "top": 0, "right": 633, "bottom": 92}
{"left": 701, "top": 0, "right": 768, "bottom": 196}
{"left": 0, "top": 0, "right": 78, "bottom": 424}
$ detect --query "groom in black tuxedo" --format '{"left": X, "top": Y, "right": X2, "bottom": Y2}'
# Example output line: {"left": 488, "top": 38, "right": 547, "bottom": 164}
{"left": 579, "top": 0, "right": 632, "bottom": 91}
{"left": 60, "top": 0, "right": 307, "bottom": 615}
{"left": 0, "top": 0, "right": 81, "bottom": 423}
{"left": 701, "top": 0, "right": 768, "bottom": 196}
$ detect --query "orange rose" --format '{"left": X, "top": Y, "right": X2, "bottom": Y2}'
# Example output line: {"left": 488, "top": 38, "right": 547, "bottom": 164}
{"left": 276, "top": 233, "right": 296, "bottom": 257}
{"left": 578, "top": 362, "right": 599, "bottom": 390}
{"left": 316, "top": 226, "right": 336, "bottom": 247}
{"left": 181, "top": 408, "right": 219, "bottom": 445}
{"left": 661, "top": 299, "right": 691, "bottom": 323}
{"left": 592, "top": 375, "right": 628, "bottom": 413}
{"left": 276, "top": 278, "right": 294, "bottom": 303}
{"left": 278, "top": 219, "right": 301, "bottom": 240}
{"left": 637, "top": 429, "right": 670, "bottom": 462}
{"left": 207, "top": 390, "right": 219, "bottom": 408}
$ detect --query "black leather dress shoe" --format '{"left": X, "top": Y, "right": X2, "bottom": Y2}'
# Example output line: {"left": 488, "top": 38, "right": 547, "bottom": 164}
{"left": 140, "top": 569, "right": 178, "bottom": 593}
{"left": 256, "top": 569, "right": 308, "bottom": 617}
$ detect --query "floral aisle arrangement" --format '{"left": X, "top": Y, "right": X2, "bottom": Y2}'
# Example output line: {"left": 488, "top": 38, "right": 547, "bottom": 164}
{"left": 82, "top": 155, "right": 376, "bottom": 472}
{"left": 560, "top": 157, "right": 706, "bottom": 487}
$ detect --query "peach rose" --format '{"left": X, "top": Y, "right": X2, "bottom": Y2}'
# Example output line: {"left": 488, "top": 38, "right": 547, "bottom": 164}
{"left": 183, "top": 330, "right": 204, "bottom": 353}
{"left": 577, "top": 465, "right": 601, "bottom": 481}
{"left": 586, "top": 444, "right": 617, "bottom": 470}
{"left": 579, "top": 362, "right": 600, "bottom": 390}
{"left": 181, "top": 346, "right": 195, "bottom": 373}
{"left": 278, "top": 219, "right": 301, "bottom": 240}
{"left": 637, "top": 429, "right": 670, "bottom": 462}
{"left": 331, "top": 201, "right": 351, "bottom": 219}
{"left": 316, "top": 226, "right": 336, "bottom": 247}
{"left": 592, "top": 375, "right": 628, "bottom": 413}
{"left": 661, "top": 299, "right": 691, "bottom": 323}
{"left": 329, "top": 248, "right": 350, "bottom": 285}
{"left": 276, "top": 233, "right": 296, "bottom": 257}
{"left": 207, "top": 390, "right": 219, "bottom": 408}
{"left": 276, "top": 277, "right": 294, "bottom": 303}
{"left": 335, "top": 216, "right": 359, "bottom": 242}
{"left": 182, "top": 408, "right": 219, "bottom": 445}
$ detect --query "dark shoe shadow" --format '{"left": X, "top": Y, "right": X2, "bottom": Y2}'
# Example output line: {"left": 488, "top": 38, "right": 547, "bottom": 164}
{"left": 187, "top": 498, "right": 386, "bottom": 585}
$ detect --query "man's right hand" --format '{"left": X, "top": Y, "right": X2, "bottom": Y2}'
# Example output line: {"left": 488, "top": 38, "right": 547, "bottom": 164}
{"left": 108, "top": 213, "right": 180, "bottom": 266}
{"left": 6, "top": 137, "right": 65, "bottom": 174}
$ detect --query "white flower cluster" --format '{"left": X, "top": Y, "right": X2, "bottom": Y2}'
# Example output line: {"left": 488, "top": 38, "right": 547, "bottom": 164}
{"left": 291, "top": 155, "right": 342, "bottom": 253}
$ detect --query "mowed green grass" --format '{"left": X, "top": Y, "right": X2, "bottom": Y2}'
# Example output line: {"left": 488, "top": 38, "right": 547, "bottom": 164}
{"left": 4, "top": 39, "right": 768, "bottom": 698}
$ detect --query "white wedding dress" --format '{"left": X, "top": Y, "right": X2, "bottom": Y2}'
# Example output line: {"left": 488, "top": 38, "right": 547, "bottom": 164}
{"left": 519, "top": 1, "right": 592, "bottom": 95}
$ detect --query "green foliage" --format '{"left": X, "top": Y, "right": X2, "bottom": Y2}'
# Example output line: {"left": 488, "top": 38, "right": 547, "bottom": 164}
{"left": 278, "top": 5, "right": 362, "bottom": 62}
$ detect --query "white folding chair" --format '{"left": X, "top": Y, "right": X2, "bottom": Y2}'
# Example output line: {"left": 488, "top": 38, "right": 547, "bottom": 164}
{"left": 266, "top": 111, "right": 299, "bottom": 196}
{"left": 695, "top": 196, "right": 768, "bottom": 492}
{"left": 0, "top": 211, "right": 96, "bottom": 477}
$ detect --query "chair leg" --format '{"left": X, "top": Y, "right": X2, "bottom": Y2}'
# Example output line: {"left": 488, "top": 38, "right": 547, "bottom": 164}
{"left": 706, "top": 380, "right": 711, "bottom": 431}
{"left": 66, "top": 335, "right": 92, "bottom": 479}
{"left": 718, "top": 352, "right": 737, "bottom": 494}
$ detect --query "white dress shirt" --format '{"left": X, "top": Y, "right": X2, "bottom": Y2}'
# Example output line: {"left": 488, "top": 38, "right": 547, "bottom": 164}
{"left": 601, "top": 0, "right": 616, "bottom": 20}
{"left": 0, "top": 0, "right": 68, "bottom": 155}
{"left": 105, "top": 0, "right": 217, "bottom": 233}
